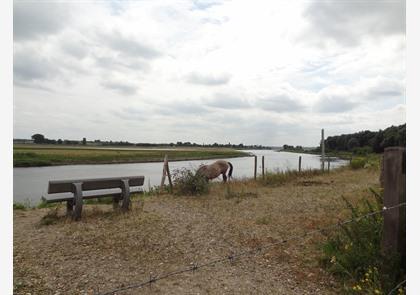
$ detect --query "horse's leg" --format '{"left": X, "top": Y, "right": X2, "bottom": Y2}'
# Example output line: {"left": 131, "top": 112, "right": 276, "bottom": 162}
{"left": 222, "top": 173, "right": 227, "bottom": 182}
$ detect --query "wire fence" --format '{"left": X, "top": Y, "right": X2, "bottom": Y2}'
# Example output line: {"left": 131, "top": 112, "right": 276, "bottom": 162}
{"left": 387, "top": 279, "right": 406, "bottom": 295}
{"left": 97, "top": 202, "right": 406, "bottom": 295}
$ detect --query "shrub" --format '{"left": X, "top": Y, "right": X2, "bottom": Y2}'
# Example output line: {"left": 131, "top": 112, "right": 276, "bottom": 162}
{"left": 350, "top": 158, "right": 367, "bottom": 169}
{"left": 321, "top": 189, "right": 405, "bottom": 294}
{"left": 172, "top": 168, "right": 210, "bottom": 196}
{"left": 353, "top": 146, "right": 373, "bottom": 155}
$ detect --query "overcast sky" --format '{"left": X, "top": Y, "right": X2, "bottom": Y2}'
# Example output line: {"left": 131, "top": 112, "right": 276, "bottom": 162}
{"left": 13, "top": 0, "right": 406, "bottom": 146}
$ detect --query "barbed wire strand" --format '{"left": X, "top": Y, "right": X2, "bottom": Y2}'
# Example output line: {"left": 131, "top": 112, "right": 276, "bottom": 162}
{"left": 97, "top": 202, "right": 406, "bottom": 295}
{"left": 387, "top": 279, "right": 406, "bottom": 295}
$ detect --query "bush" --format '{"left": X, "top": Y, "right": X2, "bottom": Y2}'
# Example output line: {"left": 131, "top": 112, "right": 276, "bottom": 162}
{"left": 350, "top": 158, "right": 367, "bottom": 169}
{"left": 321, "top": 190, "right": 405, "bottom": 294}
{"left": 353, "top": 146, "right": 373, "bottom": 155}
{"left": 172, "top": 168, "right": 210, "bottom": 196}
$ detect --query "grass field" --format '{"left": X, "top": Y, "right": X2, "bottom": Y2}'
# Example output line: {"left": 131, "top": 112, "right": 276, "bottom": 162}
{"left": 13, "top": 145, "right": 250, "bottom": 167}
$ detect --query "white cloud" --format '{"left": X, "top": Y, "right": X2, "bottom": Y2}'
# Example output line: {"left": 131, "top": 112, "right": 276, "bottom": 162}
{"left": 13, "top": 0, "right": 406, "bottom": 146}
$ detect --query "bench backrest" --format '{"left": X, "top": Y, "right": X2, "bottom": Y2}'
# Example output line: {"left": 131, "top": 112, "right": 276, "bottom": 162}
{"left": 48, "top": 176, "right": 145, "bottom": 194}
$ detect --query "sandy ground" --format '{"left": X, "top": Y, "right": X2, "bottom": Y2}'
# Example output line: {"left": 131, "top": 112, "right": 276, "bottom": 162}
{"left": 14, "top": 168, "right": 380, "bottom": 294}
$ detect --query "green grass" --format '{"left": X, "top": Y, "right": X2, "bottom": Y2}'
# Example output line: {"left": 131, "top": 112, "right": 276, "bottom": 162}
{"left": 13, "top": 203, "right": 27, "bottom": 210}
{"left": 13, "top": 145, "right": 249, "bottom": 167}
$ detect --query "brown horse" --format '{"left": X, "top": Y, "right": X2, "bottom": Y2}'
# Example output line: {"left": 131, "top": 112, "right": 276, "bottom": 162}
{"left": 196, "top": 160, "right": 233, "bottom": 182}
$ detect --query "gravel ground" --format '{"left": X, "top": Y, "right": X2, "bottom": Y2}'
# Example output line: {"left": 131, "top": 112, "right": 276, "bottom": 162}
{"left": 14, "top": 168, "right": 380, "bottom": 294}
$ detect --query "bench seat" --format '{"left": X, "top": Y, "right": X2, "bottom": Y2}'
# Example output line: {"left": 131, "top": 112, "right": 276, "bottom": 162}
{"left": 46, "top": 176, "right": 145, "bottom": 220}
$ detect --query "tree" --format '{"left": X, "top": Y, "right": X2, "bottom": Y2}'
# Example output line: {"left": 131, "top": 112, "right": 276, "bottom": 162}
{"left": 347, "top": 137, "right": 360, "bottom": 151}
{"left": 31, "top": 134, "right": 45, "bottom": 144}
{"left": 57, "top": 139, "right": 63, "bottom": 144}
{"left": 82, "top": 137, "right": 87, "bottom": 145}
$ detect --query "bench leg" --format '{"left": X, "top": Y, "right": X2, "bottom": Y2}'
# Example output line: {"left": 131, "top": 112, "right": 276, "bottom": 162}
{"left": 72, "top": 182, "right": 83, "bottom": 221}
{"left": 121, "top": 179, "right": 130, "bottom": 212}
{"left": 66, "top": 199, "right": 74, "bottom": 217}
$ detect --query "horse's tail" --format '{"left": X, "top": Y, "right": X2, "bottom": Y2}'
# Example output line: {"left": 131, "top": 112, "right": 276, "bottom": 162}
{"left": 227, "top": 162, "right": 233, "bottom": 179}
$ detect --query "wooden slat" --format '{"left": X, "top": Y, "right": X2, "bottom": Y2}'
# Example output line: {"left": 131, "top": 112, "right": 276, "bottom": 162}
{"left": 48, "top": 176, "right": 145, "bottom": 193}
{"left": 46, "top": 192, "right": 125, "bottom": 203}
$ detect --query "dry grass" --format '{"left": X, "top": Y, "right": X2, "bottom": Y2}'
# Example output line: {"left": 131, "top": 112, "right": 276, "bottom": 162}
{"left": 14, "top": 167, "right": 380, "bottom": 294}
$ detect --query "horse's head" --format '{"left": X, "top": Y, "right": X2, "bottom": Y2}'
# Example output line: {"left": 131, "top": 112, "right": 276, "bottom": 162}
{"left": 196, "top": 165, "right": 210, "bottom": 181}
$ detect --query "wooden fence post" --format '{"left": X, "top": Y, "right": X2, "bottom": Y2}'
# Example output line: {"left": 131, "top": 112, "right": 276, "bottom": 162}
{"left": 327, "top": 157, "right": 330, "bottom": 172}
{"left": 321, "top": 129, "right": 325, "bottom": 171}
{"left": 381, "top": 147, "right": 405, "bottom": 257}
{"left": 254, "top": 156, "right": 257, "bottom": 180}
{"left": 298, "top": 156, "right": 302, "bottom": 172}
{"left": 262, "top": 156, "right": 265, "bottom": 179}
{"left": 160, "top": 154, "right": 173, "bottom": 193}
{"left": 166, "top": 159, "right": 173, "bottom": 193}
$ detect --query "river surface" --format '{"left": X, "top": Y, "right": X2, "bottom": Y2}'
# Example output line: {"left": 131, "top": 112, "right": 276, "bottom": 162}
{"left": 13, "top": 150, "right": 347, "bottom": 205}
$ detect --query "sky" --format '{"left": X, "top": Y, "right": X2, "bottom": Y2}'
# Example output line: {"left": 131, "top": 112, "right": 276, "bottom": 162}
{"left": 13, "top": 0, "right": 406, "bottom": 146}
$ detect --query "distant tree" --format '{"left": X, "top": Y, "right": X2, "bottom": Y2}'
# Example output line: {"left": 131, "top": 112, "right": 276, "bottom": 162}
{"left": 31, "top": 134, "right": 45, "bottom": 144}
{"left": 347, "top": 137, "right": 360, "bottom": 150}
{"left": 82, "top": 137, "right": 87, "bottom": 145}
{"left": 57, "top": 139, "right": 63, "bottom": 144}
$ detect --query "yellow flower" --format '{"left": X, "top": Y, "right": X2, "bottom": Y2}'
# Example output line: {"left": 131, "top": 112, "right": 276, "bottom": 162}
{"left": 374, "top": 289, "right": 381, "bottom": 294}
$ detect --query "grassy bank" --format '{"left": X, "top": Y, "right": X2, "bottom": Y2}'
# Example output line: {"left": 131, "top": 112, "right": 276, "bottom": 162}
{"left": 13, "top": 145, "right": 250, "bottom": 167}
{"left": 14, "top": 165, "right": 382, "bottom": 294}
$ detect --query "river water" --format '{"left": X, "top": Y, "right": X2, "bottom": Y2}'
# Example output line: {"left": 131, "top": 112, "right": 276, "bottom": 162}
{"left": 13, "top": 150, "right": 347, "bottom": 205}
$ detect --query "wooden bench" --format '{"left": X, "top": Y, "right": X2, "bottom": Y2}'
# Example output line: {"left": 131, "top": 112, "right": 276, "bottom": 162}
{"left": 47, "top": 176, "right": 145, "bottom": 220}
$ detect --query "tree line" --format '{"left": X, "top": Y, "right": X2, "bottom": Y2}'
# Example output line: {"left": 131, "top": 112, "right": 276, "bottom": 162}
{"left": 27, "top": 134, "right": 270, "bottom": 150}
{"left": 324, "top": 124, "right": 406, "bottom": 154}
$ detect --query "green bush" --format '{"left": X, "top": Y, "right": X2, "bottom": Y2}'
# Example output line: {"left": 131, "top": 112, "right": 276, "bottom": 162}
{"left": 353, "top": 146, "right": 373, "bottom": 155}
{"left": 321, "top": 190, "right": 405, "bottom": 294}
{"left": 350, "top": 158, "right": 367, "bottom": 169}
{"left": 172, "top": 168, "right": 210, "bottom": 196}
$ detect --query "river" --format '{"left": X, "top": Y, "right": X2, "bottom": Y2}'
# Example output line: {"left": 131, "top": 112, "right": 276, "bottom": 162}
{"left": 13, "top": 150, "right": 347, "bottom": 205}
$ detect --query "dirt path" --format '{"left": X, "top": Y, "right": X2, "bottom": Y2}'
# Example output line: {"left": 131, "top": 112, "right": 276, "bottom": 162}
{"left": 14, "top": 168, "right": 380, "bottom": 294}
